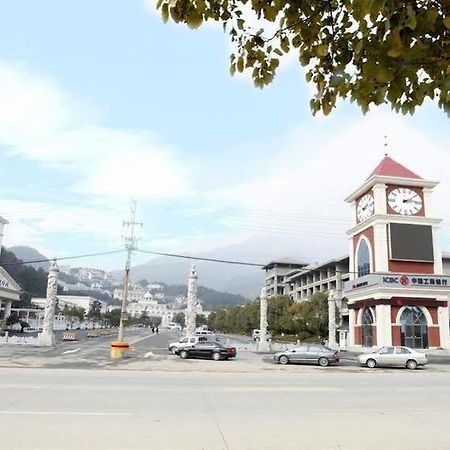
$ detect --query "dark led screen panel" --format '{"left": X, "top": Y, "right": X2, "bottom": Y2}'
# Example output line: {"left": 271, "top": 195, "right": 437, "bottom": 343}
{"left": 390, "top": 223, "right": 434, "bottom": 262}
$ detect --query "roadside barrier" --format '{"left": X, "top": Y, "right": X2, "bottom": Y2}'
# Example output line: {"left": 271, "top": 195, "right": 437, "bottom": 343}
{"left": 87, "top": 330, "right": 99, "bottom": 338}
{"left": 63, "top": 331, "right": 78, "bottom": 341}
{"left": 110, "top": 341, "right": 130, "bottom": 359}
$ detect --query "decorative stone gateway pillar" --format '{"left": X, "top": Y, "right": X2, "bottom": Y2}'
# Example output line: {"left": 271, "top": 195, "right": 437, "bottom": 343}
{"left": 328, "top": 289, "right": 337, "bottom": 348}
{"left": 2, "top": 300, "right": 12, "bottom": 329}
{"left": 38, "top": 260, "right": 59, "bottom": 346}
{"left": 257, "top": 287, "right": 271, "bottom": 352}
{"left": 185, "top": 264, "right": 198, "bottom": 338}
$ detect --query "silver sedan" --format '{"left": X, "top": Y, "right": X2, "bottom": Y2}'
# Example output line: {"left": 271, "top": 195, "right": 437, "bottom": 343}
{"left": 358, "top": 346, "right": 428, "bottom": 370}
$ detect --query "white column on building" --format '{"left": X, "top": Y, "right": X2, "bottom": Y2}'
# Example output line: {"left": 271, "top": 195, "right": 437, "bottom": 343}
{"left": 185, "top": 264, "right": 198, "bottom": 337}
{"left": 38, "top": 260, "right": 59, "bottom": 346}
{"left": 257, "top": 287, "right": 270, "bottom": 352}
{"left": 375, "top": 303, "right": 392, "bottom": 346}
{"left": 348, "top": 309, "right": 356, "bottom": 346}
{"left": 437, "top": 305, "right": 450, "bottom": 349}
{"left": 373, "top": 222, "right": 389, "bottom": 272}
{"left": 328, "top": 290, "right": 337, "bottom": 348}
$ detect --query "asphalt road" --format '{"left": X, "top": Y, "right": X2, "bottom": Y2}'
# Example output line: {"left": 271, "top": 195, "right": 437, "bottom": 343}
{"left": 2, "top": 329, "right": 450, "bottom": 370}
{"left": 1, "top": 368, "right": 450, "bottom": 450}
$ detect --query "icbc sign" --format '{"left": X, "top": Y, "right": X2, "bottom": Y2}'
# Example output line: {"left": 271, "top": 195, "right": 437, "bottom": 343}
{"left": 400, "top": 275, "right": 409, "bottom": 286}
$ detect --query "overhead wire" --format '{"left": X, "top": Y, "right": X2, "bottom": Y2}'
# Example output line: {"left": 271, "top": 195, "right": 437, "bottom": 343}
{"left": 0, "top": 249, "right": 125, "bottom": 267}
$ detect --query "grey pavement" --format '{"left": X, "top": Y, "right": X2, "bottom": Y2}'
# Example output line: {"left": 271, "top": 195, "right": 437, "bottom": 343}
{"left": 1, "top": 329, "right": 450, "bottom": 372}
{"left": 1, "top": 368, "right": 450, "bottom": 449}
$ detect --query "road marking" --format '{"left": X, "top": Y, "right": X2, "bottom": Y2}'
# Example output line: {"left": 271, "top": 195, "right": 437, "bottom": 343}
{"left": 61, "top": 348, "right": 80, "bottom": 355}
{"left": 144, "top": 352, "right": 154, "bottom": 358}
{"left": 130, "top": 333, "right": 161, "bottom": 345}
{"left": 0, "top": 411, "right": 131, "bottom": 416}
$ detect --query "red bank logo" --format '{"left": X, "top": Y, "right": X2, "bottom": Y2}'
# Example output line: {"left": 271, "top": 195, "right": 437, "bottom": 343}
{"left": 400, "top": 275, "right": 409, "bottom": 286}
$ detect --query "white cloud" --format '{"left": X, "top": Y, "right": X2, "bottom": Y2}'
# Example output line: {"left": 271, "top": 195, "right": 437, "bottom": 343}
{"left": 0, "top": 199, "right": 126, "bottom": 250}
{"left": 204, "top": 107, "right": 450, "bottom": 259}
{"left": 0, "top": 60, "right": 192, "bottom": 200}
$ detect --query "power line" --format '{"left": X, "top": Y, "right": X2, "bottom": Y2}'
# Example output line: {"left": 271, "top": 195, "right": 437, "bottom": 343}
{"left": 137, "top": 249, "right": 266, "bottom": 267}
{"left": 0, "top": 249, "right": 125, "bottom": 267}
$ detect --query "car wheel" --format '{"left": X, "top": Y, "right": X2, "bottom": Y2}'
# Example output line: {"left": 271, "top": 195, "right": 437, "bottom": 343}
{"left": 212, "top": 352, "right": 221, "bottom": 361}
{"left": 318, "top": 357, "right": 329, "bottom": 367}
{"left": 180, "top": 350, "right": 188, "bottom": 359}
{"left": 366, "top": 358, "right": 377, "bottom": 369}
{"left": 278, "top": 355, "right": 289, "bottom": 365}
{"left": 170, "top": 347, "right": 177, "bottom": 355}
{"left": 406, "top": 359, "right": 418, "bottom": 370}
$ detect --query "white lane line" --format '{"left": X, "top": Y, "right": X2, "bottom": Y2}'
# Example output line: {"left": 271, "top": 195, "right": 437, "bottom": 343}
{"left": 130, "top": 333, "right": 159, "bottom": 345}
{"left": 0, "top": 411, "right": 131, "bottom": 416}
{"left": 61, "top": 348, "right": 81, "bottom": 355}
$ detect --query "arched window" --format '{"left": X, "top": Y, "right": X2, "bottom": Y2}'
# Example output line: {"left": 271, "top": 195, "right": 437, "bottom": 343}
{"left": 361, "top": 307, "right": 374, "bottom": 347}
{"left": 400, "top": 306, "right": 428, "bottom": 349}
{"left": 357, "top": 239, "right": 371, "bottom": 277}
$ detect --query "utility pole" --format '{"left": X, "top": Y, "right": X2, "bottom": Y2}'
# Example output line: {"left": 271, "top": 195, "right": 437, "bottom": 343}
{"left": 117, "top": 199, "right": 142, "bottom": 342}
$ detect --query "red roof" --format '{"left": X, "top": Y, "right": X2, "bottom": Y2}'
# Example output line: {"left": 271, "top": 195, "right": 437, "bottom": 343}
{"left": 367, "top": 156, "right": 422, "bottom": 180}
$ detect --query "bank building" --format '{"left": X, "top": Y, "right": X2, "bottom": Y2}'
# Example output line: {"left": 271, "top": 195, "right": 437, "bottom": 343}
{"left": 344, "top": 156, "right": 450, "bottom": 349}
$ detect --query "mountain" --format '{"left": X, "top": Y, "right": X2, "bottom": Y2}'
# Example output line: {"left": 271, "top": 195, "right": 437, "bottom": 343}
{"left": 128, "top": 233, "right": 327, "bottom": 298}
{"left": 8, "top": 246, "right": 50, "bottom": 270}
{"left": 161, "top": 283, "right": 247, "bottom": 310}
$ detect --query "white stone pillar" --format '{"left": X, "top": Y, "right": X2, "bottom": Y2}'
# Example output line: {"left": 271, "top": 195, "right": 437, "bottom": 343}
{"left": 38, "top": 260, "right": 59, "bottom": 346}
{"left": 257, "top": 287, "right": 270, "bottom": 352}
{"left": 185, "top": 264, "right": 198, "bottom": 337}
{"left": 3, "top": 300, "right": 12, "bottom": 328}
{"left": 328, "top": 290, "right": 337, "bottom": 348}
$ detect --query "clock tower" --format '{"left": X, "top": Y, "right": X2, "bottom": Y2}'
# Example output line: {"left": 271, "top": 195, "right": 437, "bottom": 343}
{"left": 344, "top": 156, "right": 450, "bottom": 349}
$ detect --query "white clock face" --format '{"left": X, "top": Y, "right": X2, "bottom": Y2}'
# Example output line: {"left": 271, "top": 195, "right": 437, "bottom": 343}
{"left": 388, "top": 188, "right": 423, "bottom": 215}
{"left": 357, "top": 194, "right": 375, "bottom": 222}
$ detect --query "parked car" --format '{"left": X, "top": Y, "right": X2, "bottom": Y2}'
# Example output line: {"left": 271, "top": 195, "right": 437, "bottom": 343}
{"left": 178, "top": 341, "right": 237, "bottom": 361}
{"left": 273, "top": 344, "right": 339, "bottom": 367}
{"left": 358, "top": 346, "right": 428, "bottom": 370}
{"left": 252, "top": 329, "right": 272, "bottom": 341}
{"left": 168, "top": 334, "right": 217, "bottom": 354}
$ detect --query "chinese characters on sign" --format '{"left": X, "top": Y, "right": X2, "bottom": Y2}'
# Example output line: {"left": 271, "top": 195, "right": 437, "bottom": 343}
{"left": 345, "top": 274, "right": 450, "bottom": 292}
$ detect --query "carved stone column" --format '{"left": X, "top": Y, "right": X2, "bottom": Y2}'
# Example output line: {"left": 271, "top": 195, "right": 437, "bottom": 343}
{"left": 257, "top": 287, "right": 270, "bottom": 352}
{"left": 2, "top": 300, "right": 12, "bottom": 329}
{"left": 328, "top": 289, "right": 337, "bottom": 348}
{"left": 185, "top": 264, "right": 198, "bottom": 337}
{"left": 38, "top": 260, "right": 59, "bottom": 346}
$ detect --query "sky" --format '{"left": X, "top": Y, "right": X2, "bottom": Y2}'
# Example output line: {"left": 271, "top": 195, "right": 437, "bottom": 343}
{"left": 0, "top": 0, "right": 449, "bottom": 272}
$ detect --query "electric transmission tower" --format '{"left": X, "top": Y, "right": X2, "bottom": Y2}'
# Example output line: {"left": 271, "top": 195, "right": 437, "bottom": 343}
{"left": 117, "top": 199, "right": 143, "bottom": 342}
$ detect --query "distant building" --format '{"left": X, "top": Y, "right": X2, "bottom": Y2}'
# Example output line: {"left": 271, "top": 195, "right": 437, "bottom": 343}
{"left": 262, "top": 258, "right": 308, "bottom": 297}
{"left": 32, "top": 295, "right": 108, "bottom": 314}
{"left": 0, "top": 216, "right": 22, "bottom": 330}
{"left": 113, "top": 286, "right": 146, "bottom": 303}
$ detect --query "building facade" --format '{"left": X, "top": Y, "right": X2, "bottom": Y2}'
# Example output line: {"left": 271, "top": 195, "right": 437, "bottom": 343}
{"left": 263, "top": 259, "right": 307, "bottom": 297}
{"left": 344, "top": 156, "right": 450, "bottom": 349}
{"left": 0, "top": 217, "right": 21, "bottom": 330}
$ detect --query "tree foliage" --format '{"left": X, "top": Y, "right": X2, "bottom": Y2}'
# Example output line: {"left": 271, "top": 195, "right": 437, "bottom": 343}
{"left": 173, "top": 312, "right": 186, "bottom": 327}
{"left": 207, "top": 293, "right": 330, "bottom": 341}
{"left": 157, "top": 0, "right": 450, "bottom": 115}
{"left": 0, "top": 247, "right": 50, "bottom": 306}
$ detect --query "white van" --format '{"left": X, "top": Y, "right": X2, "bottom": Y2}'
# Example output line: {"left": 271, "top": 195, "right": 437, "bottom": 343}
{"left": 168, "top": 334, "right": 217, "bottom": 354}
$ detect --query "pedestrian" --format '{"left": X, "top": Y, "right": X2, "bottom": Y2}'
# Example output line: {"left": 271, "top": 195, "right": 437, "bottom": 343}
{"left": 156, "top": 326, "right": 159, "bottom": 334}
{"left": 151, "top": 326, "right": 155, "bottom": 333}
